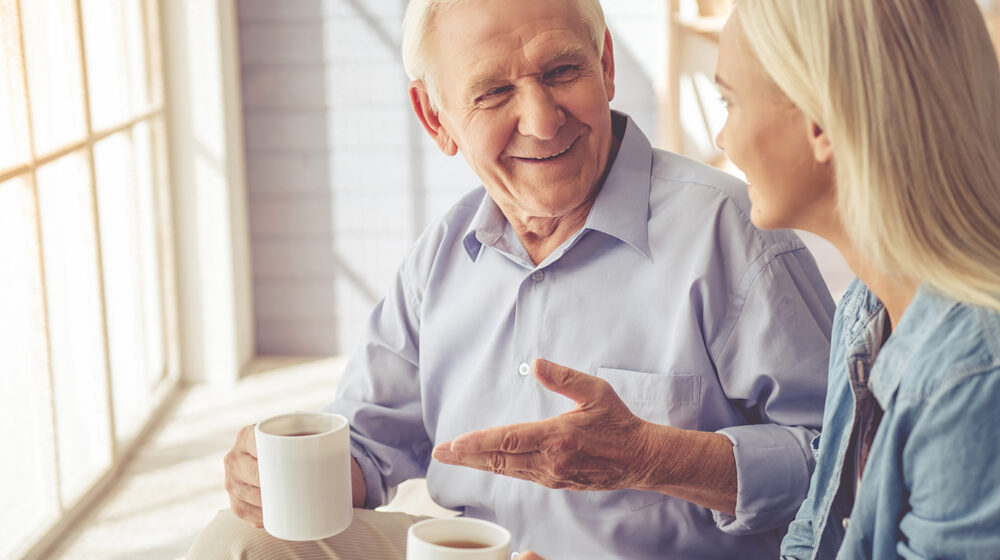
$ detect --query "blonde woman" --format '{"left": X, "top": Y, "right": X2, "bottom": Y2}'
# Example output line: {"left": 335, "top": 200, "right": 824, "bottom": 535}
{"left": 713, "top": 0, "right": 1000, "bottom": 558}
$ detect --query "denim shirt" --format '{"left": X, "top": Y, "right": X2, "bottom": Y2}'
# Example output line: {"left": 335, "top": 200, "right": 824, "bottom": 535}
{"left": 781, "top": 278, "right": 1000, "bottom": 559}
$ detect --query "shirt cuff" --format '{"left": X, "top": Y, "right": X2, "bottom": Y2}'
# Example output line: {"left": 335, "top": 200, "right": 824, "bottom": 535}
{"left": 350, "top": 441, "right": 397, "bottom": 509}
{"left": 713, "top": 423, "right": 816, "bottom": 535}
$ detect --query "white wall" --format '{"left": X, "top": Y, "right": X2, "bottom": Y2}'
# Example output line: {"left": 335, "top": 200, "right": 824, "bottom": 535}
{"left": 238, "top": 0, "right": 472, "bottom": 355}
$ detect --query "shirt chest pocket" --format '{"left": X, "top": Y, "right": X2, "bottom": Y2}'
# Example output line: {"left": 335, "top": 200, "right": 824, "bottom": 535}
{"left": 584, "top": 368, "right": 703, "bottom": 512}
{"left": 595, "top": 367, "right": 703, "bottom": 430}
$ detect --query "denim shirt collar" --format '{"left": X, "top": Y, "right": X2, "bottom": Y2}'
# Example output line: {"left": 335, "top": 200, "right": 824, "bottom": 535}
{"left": 462, "top": 111, "right": 653, "bottom": 263}
{"left": 840, "top": 281, "right": 958, "bottom": 406}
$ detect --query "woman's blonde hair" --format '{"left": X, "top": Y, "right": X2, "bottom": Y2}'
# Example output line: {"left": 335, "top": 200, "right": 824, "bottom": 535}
{"left": 402, "top": 0, "right": 607, "bottom": 107}
{"left": 737, "top": 0, "right": 1000, "bottom": 311}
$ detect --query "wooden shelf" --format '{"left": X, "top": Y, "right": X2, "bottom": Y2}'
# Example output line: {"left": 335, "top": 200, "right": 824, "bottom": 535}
{"left": 674, "top": 13, "right": 726, "bottom": 43}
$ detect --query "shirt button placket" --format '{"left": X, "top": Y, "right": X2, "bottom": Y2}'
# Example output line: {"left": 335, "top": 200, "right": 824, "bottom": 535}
{"left": 518, "top": 362, "right": 531, "bottom": 376}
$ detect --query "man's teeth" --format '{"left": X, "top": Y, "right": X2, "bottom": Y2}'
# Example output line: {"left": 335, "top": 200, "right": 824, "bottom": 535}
{"left": 533, "top": 145, "right": 572, "bottom": 160}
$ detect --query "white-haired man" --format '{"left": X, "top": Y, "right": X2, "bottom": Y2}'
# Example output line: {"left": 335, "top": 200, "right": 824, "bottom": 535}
{"left": 189, "top": 0, "right": 834, "bottom": 558}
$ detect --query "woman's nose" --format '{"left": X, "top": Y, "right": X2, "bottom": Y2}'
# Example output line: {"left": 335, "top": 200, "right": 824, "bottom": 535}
{"left": 715, "top": 127, "right": 727, "bottom": 152}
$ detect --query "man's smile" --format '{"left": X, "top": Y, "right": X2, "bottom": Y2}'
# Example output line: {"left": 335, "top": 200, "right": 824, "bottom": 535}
{"left": 511, "top": 136, "right": 581, "bottom": 163}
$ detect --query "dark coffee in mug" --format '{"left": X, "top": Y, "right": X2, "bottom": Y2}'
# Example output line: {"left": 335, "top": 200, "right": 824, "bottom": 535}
{"left": 286, "top": 432, "right": 321, "bottom": 437}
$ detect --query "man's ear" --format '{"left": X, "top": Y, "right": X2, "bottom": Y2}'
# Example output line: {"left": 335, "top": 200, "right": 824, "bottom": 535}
{"left": 409, "top": 80, "right": 458, "bottom": 156}
{"left": 807, "top": 119, "right": 833, "bottom": 164}
{"left": 600, "top": 29, "right": 616, "bottom": 102}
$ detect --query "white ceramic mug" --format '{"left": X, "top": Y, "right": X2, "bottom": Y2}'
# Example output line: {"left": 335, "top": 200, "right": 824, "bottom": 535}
{"left": 255, "top": 412, "right": 353, "bottom": 541}
{"left": 406, "top": 518, "right": 511, "bottom": 560}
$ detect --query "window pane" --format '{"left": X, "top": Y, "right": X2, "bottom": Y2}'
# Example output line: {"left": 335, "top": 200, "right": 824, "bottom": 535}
{"left": 81, "top": 0, "right": 156, "bottom": 130}
{"left": 0, "top": 176, "right": 59, "bottom": 559}
{"left": 81, "top": 0, "right": 131, "bottom": 130}
{"left": 36, "top": 152, "right": 113, "bottom": 506}
{"left": 94, "top": 131, "right": 159, "bottom": 444}
{"left": 132, "top": 121, "right": 167, "bottom": 387}
{"left": 142, "top": 0, "right": 163, "bottom": 105}
{"left": 0, "top": 0, "right": 30, "bottom": 171}
{"left": 21, "top": 0, "right": 87, "bottom": 155}
{"left": 151, "top": 116, "right": 180, "bottom": 378}
{"left": 124, "top": 0, "right": 154, "bottom": 109}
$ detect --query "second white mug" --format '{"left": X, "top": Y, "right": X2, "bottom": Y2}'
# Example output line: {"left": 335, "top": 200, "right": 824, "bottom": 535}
{"left": 406, "top": 518, "right": 511, "bottom": 560}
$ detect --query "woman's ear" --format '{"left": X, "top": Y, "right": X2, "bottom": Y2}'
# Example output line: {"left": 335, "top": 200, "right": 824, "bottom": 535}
{"left": 409, "top": 80, "right": 458, "bottom": 156}
{"left": 807, "top": 119, "right": 833, "bottom": 164}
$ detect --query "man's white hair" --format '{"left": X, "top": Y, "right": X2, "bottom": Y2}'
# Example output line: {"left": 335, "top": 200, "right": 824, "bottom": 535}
{"left": 402, "top": 0, "right": 607, "bottom": 106}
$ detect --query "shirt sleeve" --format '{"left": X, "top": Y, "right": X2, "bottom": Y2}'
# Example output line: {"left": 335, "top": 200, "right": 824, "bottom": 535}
{"left": 712, "top": 244, "right": 834, "bottom": 535}
{"left": 894, "top": 370, "right": 1000, "bottom": 558}
{"left": 321, "top": 262, "right": 431, "bottom": 509}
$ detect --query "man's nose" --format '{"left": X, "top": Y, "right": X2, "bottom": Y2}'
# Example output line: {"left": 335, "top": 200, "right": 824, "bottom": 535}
{"left": 516, "top": 84, "right": 565, "bottom": 140}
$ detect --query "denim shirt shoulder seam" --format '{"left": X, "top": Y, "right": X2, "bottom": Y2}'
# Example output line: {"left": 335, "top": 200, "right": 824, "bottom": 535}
{"left": 915, "top": 362, "right": 1000, "bottom": 406}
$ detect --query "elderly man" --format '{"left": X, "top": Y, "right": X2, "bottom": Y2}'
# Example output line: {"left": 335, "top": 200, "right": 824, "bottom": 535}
{"left": 189, "top": 0, "right": 834, "bottom": 558}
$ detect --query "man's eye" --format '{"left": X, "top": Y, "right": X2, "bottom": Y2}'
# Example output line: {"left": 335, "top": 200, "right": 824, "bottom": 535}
{"left": 476, "top": 86, "right": 514, "bottom": 105}
{"left": 546, "top": 65, "right": 580, "bottom": 82}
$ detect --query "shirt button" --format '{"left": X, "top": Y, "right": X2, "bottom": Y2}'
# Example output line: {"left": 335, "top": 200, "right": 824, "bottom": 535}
{"left": 531, "top": 270, "right": 544, "bottom": 282}
{"left": 518, "top": 362, "right": 531, "bottom": 376}
{"left": 842, "top": 517, "right": 850, "bottom": 530}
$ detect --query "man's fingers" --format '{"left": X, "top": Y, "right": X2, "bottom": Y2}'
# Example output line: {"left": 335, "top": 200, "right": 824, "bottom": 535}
{"left": 432, "top": 450, "right": 602, "bottom": 490}
{"left": 444, "top": 420, "right": 553, "bottom": 454}
{"left": 228, "top": 494, "right": 263, "bottom": 528}
{"left": 225, "top": 474, "right": 262, "bottom": 508}
{"left": 532, "top": 359, "right": 610, "bottom": 406}
{"left": 434, "top": 448, "right": 540, "bottom": 472}
{"left": 236, "top": 424, "right": 258, "bottom": 457}
{"left": 224, "top": 447, "right": 261, "bottom": 487}
{"left": 225, "top": 424, "right": 264, "bottom": 528}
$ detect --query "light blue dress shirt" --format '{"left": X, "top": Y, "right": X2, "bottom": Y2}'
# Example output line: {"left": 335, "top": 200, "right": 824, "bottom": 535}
{"left": 325, "top": 115, "right": 835, "bottom": 559}
{"left": 781, "top": 279, "right": 1000, "bottom": 559}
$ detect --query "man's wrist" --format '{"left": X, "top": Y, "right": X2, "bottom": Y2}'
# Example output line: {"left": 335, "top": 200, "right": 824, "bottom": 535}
{"left": 632, "top": 421, "right": 684, "bottom": 492}
{"left": 632, "top": 423, "right": 739, "bottom": 515}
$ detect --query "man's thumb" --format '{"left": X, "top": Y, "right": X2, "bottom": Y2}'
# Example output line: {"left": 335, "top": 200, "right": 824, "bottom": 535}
{"left": 532, "top": 358, "right": 600, "bottom": 405}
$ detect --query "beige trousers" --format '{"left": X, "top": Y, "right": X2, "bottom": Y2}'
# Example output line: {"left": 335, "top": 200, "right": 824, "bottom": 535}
{"left": 187, "top": 508, "right": 430, "bottom": 559}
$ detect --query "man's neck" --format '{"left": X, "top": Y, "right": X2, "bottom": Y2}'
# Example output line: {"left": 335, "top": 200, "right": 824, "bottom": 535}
{"left": 507, "top": 113, "right": 627, "bottom": 266}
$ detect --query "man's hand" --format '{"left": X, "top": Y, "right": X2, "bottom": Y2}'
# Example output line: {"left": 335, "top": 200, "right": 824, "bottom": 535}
{"left": 432, "top": 359, "right": 662, "bottom": 492}
{"left": 224, "top": 425, "right": 264, "bottom": 527}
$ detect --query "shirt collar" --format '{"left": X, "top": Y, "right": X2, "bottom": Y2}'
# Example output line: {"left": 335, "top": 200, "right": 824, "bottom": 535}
{"left": 843, "top": 281, "right": 958, "bottom": 405}
{"left": 462, "top": 112, "right": 653, "bottom": 262}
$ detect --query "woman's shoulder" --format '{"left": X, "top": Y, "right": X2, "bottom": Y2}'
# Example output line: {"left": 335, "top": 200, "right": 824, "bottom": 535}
{"left": 894, "top": 289, "right": 1000, "bottom": 401}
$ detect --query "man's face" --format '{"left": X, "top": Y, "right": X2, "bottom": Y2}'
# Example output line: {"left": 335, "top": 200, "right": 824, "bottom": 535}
{"left": 413, "top": 0, "right": 616, "bottom": 221}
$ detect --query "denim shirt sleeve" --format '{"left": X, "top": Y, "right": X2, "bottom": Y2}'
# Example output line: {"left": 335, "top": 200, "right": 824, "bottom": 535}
{"left": 895, "top": 369, "right": 1000, "bottom": 558}
{"left": 712, "top": 245, "right": 834, "bottom": 535}
{"left": 322, "top": 255, "right": 430, "bottom": 509}
{"left": 778, "top": 433, "right": 823, "bottom": 559}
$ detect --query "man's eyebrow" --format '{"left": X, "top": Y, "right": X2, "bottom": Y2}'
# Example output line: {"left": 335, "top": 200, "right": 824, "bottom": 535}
{"left": 544, "top": 43, "right": 587, "bottom": 65}
{"left": 464, "top": 44, "right": 590, "bottom": 99}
